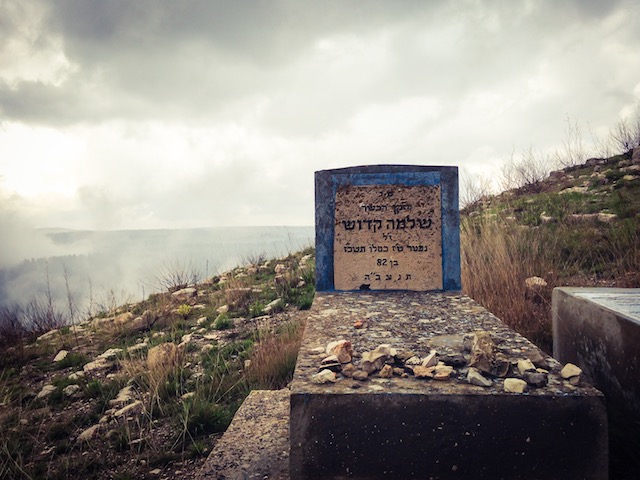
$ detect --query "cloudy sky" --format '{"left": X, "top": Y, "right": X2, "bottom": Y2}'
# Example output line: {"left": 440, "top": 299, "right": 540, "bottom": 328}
{"left": 2, "top": 0, "right": 640, "bottom": 234}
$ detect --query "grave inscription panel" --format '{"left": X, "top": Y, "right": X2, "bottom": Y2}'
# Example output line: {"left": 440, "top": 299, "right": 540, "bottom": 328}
{"left": 334, "top": 184, "right": 443, "bottom": 290}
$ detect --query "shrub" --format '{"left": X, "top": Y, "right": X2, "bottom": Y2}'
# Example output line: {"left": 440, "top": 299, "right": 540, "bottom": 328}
{"left": 183, "top": 399, "right": 232, "bottom": 436}
{"left": 213, "top": 314, "right": 233, "bottom": 330}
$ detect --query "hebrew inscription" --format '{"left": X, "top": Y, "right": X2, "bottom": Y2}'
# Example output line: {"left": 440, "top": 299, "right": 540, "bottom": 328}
{"left": 334, "top": 185, "right": 443, "bottom": 290}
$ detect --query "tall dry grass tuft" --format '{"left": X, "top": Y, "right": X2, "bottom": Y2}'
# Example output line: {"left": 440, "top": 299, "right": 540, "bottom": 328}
{"left": 245, "top": 319, "right": 304, "bottom": 389}
{"left": 461, "top": 217, "right": 558, "bottom": 351}
{"left": 462, "top": 213, "right": 640, "bottom": 352}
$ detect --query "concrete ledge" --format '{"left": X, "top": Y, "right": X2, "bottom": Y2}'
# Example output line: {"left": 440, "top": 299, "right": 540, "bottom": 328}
{"left": 553, "top": 287, "right": 640, "bottom": 419}
{"left": 291, "top": 292, "right": 608, "bottom": 479}
{"left": 196, "top": 389, "right": 290, "bottom": 480}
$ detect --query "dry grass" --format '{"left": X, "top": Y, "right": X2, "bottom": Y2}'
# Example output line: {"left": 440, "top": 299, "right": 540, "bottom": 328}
{"left": 461, "top": 212, "right": 640, "bottom": 353}
{"left": 245, "top": 318, "right": 304, "bottom": 389}
{"left": 462, "top": 218, "right": 560, "bottom": 351}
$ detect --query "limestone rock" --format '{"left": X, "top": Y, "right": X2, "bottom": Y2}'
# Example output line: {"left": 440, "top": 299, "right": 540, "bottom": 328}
{"left": 217, "top": 305, "right": 229, "bottom": 315}
{"left": 312, "top": 369, "right": 336, "bottom": 384}
{"left": 147, "top": 343, "right": 180, "bottom": 370}
{"left": 326, "top": 340, "right": 353, "bottom": 364}
{"left": 517, "top": 359, "right": 536, "bottom": 376}
{"left": 525, "top": 350, "right": 550, "bottom": 370}
{"left": 37, "top": 329, "right": 60, "bottom": 344}
{"left": 362, "top": 346, "right": 391, "bottom": 374}
{"left": 263, "top": 299, "right": 282, "bottom": 314}
{"left": 468, "top": 331, "right": 496, "bottom": 375}
{"left": 597, "top": 212, "right": 617, "bottom": 223}
{"left": 274, "top": 264, "right": 287, "bottom": 274}
{"left": 504, "top": 378, "right": 527, "bottom": 393}
{"left": 53, "top": 350, "right": 69, "bottom": 362}
{"left": 78, "top": 424, "right": 101, "bottom": 442}
{"left": 413, "top": 365, "right": 435, "bottom": 379}
{"left": 109, "top": 385, "right": 135, "bottom": 407}
{"left": 524, "top": 276, "right": 547, "bottom": 290}
{"left": 114, "top": 312, "right": 134, "bottom": 326}
{"left": 405, "top": 356, "right": 422, "bottom": 366}
{"left": 341, "top": 363, "right": 356, "bottom": 378}
{"left": 540, "top": 213, "right": 555, "bottom": 224}
{"left": 172, "top": 287, "right": 197, "bottom": 301}
{"left": 467, "top": 368, "right": 492, "bottom": 387}
{"left": 68, "top": 371, "right": 84, "bottom": 381}
{"left": 378, "top": 365, "right": 393, "bottom": 378}
{"left": 99, "top": 348, "right": 124, "bottom": 361}
{"left": 560, "top": 363, "right": 582, "bottom": 379}
{"left": 421, "top": 350, "right": 438, "bottom": 368}
{"left": 36, "top": 384, "right": 56, "bottom": 399}
{"left": 83, "top": 357, "right": 111, "bottom": 373}
{"left": 433, "top": 364, "right": 454, "bottom": 380}
{"left": 63, "top": 384, "right": 81, "bottom": 397}
{"left": 352, "top": 370, "right": 368, "bottom": 381}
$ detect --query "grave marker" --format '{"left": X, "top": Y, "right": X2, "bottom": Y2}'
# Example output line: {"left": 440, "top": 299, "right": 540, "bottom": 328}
{"left": 315, "top": 165, "right": 461, "bottom": 291}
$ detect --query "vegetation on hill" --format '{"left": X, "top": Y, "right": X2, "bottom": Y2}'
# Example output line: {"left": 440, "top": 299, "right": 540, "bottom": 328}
{"left": 0, "top": 249, "right": 313, "bottom": 480}
{"left": 461, "top": 146, "right": 640, "bottom": 353}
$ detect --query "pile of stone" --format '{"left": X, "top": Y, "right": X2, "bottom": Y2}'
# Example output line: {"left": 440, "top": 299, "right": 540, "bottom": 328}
{"left": 311, "top": 330, "right": 581, "bottom": 393}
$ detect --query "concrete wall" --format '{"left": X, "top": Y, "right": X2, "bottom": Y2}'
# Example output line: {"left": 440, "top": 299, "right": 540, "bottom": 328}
{"left": 553, "top": 287, "right": 640, "bottom": 420}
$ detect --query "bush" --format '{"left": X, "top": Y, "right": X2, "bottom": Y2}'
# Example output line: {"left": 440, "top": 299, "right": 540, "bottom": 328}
{"left": 213, "top": 314, "right": 233, "bottom": 330}
{"left": 183, "top": 399, "right": 232, "bottom": 436}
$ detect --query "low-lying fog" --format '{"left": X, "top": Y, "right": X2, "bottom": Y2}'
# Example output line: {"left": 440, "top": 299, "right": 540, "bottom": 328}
{"left": 0, "top": 226, "right": 314, "bottom": 320}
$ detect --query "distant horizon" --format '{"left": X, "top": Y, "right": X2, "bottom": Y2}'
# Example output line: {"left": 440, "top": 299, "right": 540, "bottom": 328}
{"left": 38, "top": 224, "right": 315, "bottom": 233}
{"left": 1, "top": 226, "right": 315, "bottom": 312}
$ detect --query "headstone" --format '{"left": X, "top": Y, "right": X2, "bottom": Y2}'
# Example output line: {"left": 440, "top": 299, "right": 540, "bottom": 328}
{"left": 315, "top": 165, "right": 460, "bottom": 291}
{"left": 287, "top": 166, "right": 608, "bottom": 479}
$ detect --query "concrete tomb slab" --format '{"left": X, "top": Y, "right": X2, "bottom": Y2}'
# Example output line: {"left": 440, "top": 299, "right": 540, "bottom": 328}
{"left": 553, "top": 287, "right": 640, "bottom": 423}
{"left": 290, "top": 291, "right": 608, "bottom": 480}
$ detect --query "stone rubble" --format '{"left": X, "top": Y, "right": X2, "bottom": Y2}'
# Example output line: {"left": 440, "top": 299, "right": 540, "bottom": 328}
{"left": 311, "top": 330, "right": 560, "bottom": 393}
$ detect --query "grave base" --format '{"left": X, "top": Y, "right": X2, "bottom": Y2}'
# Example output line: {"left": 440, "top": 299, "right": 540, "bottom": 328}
{"left": 291, "top": 292, "right": 608, "bottom": 480}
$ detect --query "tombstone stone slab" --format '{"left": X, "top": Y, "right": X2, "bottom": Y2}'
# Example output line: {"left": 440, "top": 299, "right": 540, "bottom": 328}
{"left": 290, "top": 292, "right": 608, "bottom": 479}
{"left": 315, "top": 165, "right": 460, "bottom": 291}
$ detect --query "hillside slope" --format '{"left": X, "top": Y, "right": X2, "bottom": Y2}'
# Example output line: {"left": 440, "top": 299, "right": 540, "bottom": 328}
{"left": 0, "top": 249, "right": 314, "bottom": 480}
{"left": 461, "top": 147, "right": 640, "bottom": 351}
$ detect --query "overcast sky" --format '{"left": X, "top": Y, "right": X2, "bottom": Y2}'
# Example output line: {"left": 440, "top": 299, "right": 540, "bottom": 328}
{"left": 2, "top": 0, "right": 640, "bottom": 235}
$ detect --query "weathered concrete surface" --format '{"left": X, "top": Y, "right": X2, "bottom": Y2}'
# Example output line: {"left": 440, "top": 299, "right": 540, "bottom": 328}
{"left": 553, "top": 287, "right": 640, "bottom": 419}
{"left": 196, "top": 389, "right": 290, "bottom": 480}
{"left": 553, "top": 287, "right": 640, "bottom": 478}
{"left": 291, "top": 291, "right": 608, "bottom": 479}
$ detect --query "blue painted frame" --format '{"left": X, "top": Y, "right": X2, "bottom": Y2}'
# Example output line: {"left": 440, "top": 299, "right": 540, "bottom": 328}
{"left": 315, "top": 165, "right": 461, "bottom": 291}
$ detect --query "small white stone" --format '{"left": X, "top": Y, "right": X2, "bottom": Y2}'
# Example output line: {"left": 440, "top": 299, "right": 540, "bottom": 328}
{"left": 517, "top": 359, "right": 536, "bottom": 376}
{"left": 63, "top": 384, "right": 81, "bottom": 397}
{"left": 53, "top": 350, "right": 69, "bottom": 362}
{"left": 78, "top": 424, "right": 101, "bottom": 442}
{"left": 504, "top": 378, "right": 527, "bottom": 393}
{"left": 68, "top": 371, "right": 84, "bottom": 381}
{"left": 36, "top": 384, "right": 56, "bottom": 399}
{"left": 467, "top": 368, "right": 492, "bottom": 387}
{"left": 560, "top": 363, "right": 582, "bottom": 379}
{"left": 311, "top": 369, "right": 336, "bottom": 384}
{"left": 421, "top": 350, "right": 438, "bottom": 368}
{"left": 98, "top": 348, "right": 123, "bottom": 360}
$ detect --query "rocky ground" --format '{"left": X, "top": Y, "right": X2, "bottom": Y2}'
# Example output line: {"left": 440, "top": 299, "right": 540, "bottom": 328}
{"left": 0, "top": 250, "right": 314, "bottom": 480}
